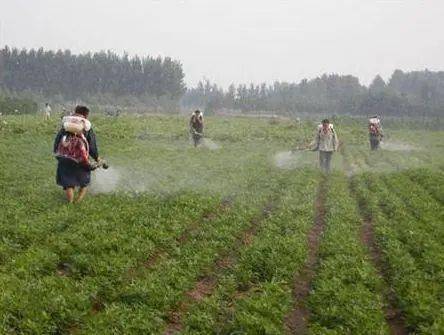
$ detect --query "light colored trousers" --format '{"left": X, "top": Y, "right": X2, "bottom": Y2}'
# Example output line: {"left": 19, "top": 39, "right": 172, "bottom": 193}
{"left": 319, "top": 151, "right": 333, "bottom": 173}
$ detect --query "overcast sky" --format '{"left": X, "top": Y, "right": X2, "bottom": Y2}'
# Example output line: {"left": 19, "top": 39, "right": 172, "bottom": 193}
{"left": 1, "top": 0, "right": 443, "bottom": 87}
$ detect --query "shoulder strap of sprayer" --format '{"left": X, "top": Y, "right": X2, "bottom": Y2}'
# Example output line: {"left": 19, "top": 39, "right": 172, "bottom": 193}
{"left": 318, "top": 125, "right": 334, "bottom": 135}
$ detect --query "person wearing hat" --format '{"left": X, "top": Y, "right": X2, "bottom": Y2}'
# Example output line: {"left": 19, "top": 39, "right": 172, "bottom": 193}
{"left": 313, "top": 119, "right": 338, "bottom": 173}
{"left": 189, "top": 110, "right": 204, "bottom": 147}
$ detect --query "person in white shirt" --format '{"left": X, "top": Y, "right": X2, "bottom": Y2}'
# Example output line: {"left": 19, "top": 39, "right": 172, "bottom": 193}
{"left": 313, "top": 119, "right": 339, "bottom": 173}
{"left": 44, "top": 103, "right": 52, "bottom": 120}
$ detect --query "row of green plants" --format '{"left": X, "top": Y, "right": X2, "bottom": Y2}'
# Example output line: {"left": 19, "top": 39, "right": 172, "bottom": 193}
{"left": 178, "top": 169, "right": 318, "bottom": 334}
{"left": 0, "top": 194, "right": 219, "bottom": 334}
{"left": 75, "top": 172, "right": 290, "bottom": 334}
{"left": 404, "top": 169, "right": 444, "bottom": 204}
{"left": 1, "top": 113, "right": 442, "bottom": 334}
{"left": 353, "top": 173, "right": 444, "bottom": 333}
{"left": 307, "top": 174, "right": 389, "bottom": 334}
{"left": 382, "top": 173, "right": 444, "bottom": 245}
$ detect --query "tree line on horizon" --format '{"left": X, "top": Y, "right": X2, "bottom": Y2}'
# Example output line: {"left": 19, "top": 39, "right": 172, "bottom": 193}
{"left": 0, "top": 46, "right": 185, "bottom": 102}
{"left": 182, "top": 70, "right": 444, "bottom": 117}
{"left": 0, "top": 46, "right": 443, "bottom": 117}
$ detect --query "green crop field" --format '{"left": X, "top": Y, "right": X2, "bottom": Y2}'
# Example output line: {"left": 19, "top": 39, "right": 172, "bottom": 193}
{"left": 0, "top": 114, "right": 443, "bottom": 334}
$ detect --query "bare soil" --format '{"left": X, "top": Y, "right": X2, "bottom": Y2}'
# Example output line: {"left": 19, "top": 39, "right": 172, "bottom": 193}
{"left": 285, "top": 180, "right": 327, "bottom": 335}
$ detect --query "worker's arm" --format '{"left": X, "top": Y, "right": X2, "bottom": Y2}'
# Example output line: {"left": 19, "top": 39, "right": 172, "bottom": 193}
{"left": 189, "top": 117, "right": 195, "bottom": 133}
{"left": 333, "top": 130, "right": 339, "bottom": 151}
{"left": 53, "top": 129, "right": 64, "bottom": 153}
{"left": 86, "top": 128, "right": 99, "bottom": 161}
{"left": 311, "top": 131, "right": 320, "bottom": 151}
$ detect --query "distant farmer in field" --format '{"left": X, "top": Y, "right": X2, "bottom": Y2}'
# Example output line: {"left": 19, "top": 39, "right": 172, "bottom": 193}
{"left": 53, "top": 105, "right": 101, "bottom": 203}
{"left": 44, "top": 103, "right": 52, "bottom": 120}
{"left": 189, "top": 110, "right": 204, "bottom": 147}
{"left": 60, "top": 107, "right": 71, "bottom": 119}
{"left": 313, "top": 119, "right": 338, "bottom": 173}
{"left": 368, "top": 115, "right": 383, "bottom": 150}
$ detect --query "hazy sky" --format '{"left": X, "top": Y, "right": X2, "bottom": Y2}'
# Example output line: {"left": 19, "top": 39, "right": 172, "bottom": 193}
{"left": 1, "top": 0, "right": 443, "bottom": 87}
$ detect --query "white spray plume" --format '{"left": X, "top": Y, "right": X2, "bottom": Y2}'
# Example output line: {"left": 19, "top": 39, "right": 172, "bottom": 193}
{"left": 90, "top": 167, "right": 121, "bottom": 194}
{"left": 380, "top": 141, "right": 418, "bottom": 152}
{"left": 273, "top": 150, "right": 314, "bottom": 170}
{"left": 202, "top": 138, "right": 220, "bottom": 150}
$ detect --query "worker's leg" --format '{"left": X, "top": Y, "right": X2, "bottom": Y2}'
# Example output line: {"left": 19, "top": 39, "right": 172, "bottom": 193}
{"left": 325, "top": 151, "right": 333, "bottom": 173}
{"left": 74, "top": 187, "right": 88, "bottom": 203}
{"left": 65, "top": 187, "right": 74, "bottom": 203}
{"left": 370, "top": 138, "right": 378, "bottom": 150}
{"left": 319, "top": 151, "right": 326, "bottom": 172}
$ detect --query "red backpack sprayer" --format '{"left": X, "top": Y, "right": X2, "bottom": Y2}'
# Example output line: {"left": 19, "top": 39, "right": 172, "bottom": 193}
{"left": 55, "top": 115, "right": 109, "bottom": 170}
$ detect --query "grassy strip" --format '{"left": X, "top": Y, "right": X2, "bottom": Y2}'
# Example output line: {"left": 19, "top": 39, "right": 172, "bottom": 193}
{"left": 382, "top": 173, "right": 443, "bottom": 234}
{"left": 354, "top": 173, "right": 444, "bottom": 333}
{"left": 376, "top": 174, "right": 444, "bottom": 271}
{"left": 404, "top": 168, "right": 444, "bottom": 204}
{"left": 75, "top": 174, "right": 288, "bottom": 334}
{"left": 0, "top": 194, "right": 218, "bottom": 334}
{"left": 308, "top": 173, "right": 389, "bottom": 335}
{"left": 172, "top": 170, "right": 318, "bottom": 334}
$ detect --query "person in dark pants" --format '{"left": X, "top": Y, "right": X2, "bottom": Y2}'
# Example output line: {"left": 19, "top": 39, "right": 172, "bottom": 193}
{"left": 189, "top": 110, "right": 204, "bottom": 147}
{"left": 54, "top": 105, "right": 100, "bottom": 203}
{"left": 313, "top": 119, "right": 338, "bottom": 173}
{"left": 369, "top": 116, "right": 383, "bottom": 150}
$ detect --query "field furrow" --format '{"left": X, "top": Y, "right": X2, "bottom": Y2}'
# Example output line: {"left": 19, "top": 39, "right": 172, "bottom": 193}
{"left": 307, "top": 173, "right": 389, "bottom": 334}
{"left": 354, "top": 173, "right": 444, "bottom": 333}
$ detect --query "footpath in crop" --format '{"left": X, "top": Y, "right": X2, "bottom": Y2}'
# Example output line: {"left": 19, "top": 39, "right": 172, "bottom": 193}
{"left": 85, "top": 197, "right": 233, "bottom": 317}
{"left": 162, "top": 199, "right": 276, "bottom": 334}
{"left": 342, "top": 147, "right": 408, "bottom": 335}
{"left": 169, "top": 170, "right": 317, "bottom": 334}
{"left": 284, "top": 176, "right": 327, "bottom": 334}
{"left": 129, "top": 197, "right": 233, "bottom": 276}
{"left": 350, "top": 178, "right": 408, "bottom": 335}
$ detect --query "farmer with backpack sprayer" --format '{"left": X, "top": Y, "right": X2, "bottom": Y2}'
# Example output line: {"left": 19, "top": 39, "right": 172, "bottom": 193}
{"left": 189, "top": 109, "right": 204, "bottom": 147}
{"left": 312, "top": 119, "right": 339, "bottom": 173}
{"left": 53, "top": 105, "right": 108, "bottom": 203}
{"left": 44, "top": 103, "right": 52, "bottom": 120}
{"left": 368, "top": 115, "right": 383, "bottom": 150}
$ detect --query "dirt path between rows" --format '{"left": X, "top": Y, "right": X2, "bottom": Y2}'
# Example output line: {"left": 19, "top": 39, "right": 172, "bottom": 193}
{"left": 352, "top": 183, "right": 409, "bottom": 335}
{"left": 77, "top": 198, "right": 234, "bottom": 331}
{"left": 343, "top": 149, "right": 408, "bottom": 335}
{"left": 360, "top": 214, "right": 408, "bottom": 335}
{"left": 162, "top": 201, "right": 275, "bottom": 335}
{"left": 143, "top": 197, "right": 233, "bottom": 271}
{"left": 284, "top": 178, "right": 327, "bottom": 334}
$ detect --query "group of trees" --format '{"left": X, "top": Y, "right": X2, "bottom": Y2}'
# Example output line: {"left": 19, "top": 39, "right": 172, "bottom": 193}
{"left": 0, "top": 45, "right": 443, "bottom": 118}
{"left": 182, "top": 70, "right": 444, "bottom": 117}
{"left": 0, "top": 47, "right": 185, "bottom": 102}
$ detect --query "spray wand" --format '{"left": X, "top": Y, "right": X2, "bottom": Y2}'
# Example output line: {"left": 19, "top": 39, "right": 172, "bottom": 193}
{"left": 291, "top": 142, "right": 316, "bottom": 153}
{"left": 89, "top": 158, "right": 109, "bottom": 171}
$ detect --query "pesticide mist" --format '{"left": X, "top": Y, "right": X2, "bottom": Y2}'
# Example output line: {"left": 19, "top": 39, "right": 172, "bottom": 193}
{"left": 202, "top": 138, "right": 220, "bottom": 150}
{"left": 380, "top": 140, "right": 419, "bottom": 152}
{"left": 273, "top": 150, "right": 315, "bottom": 170}
{"left": 90, "top": 167, "right": 121, "bottom": 194}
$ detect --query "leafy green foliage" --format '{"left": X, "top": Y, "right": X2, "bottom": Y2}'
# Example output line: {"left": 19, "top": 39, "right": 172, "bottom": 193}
{"left": 0, "top": 113, "right": 442, "bottom": 334}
